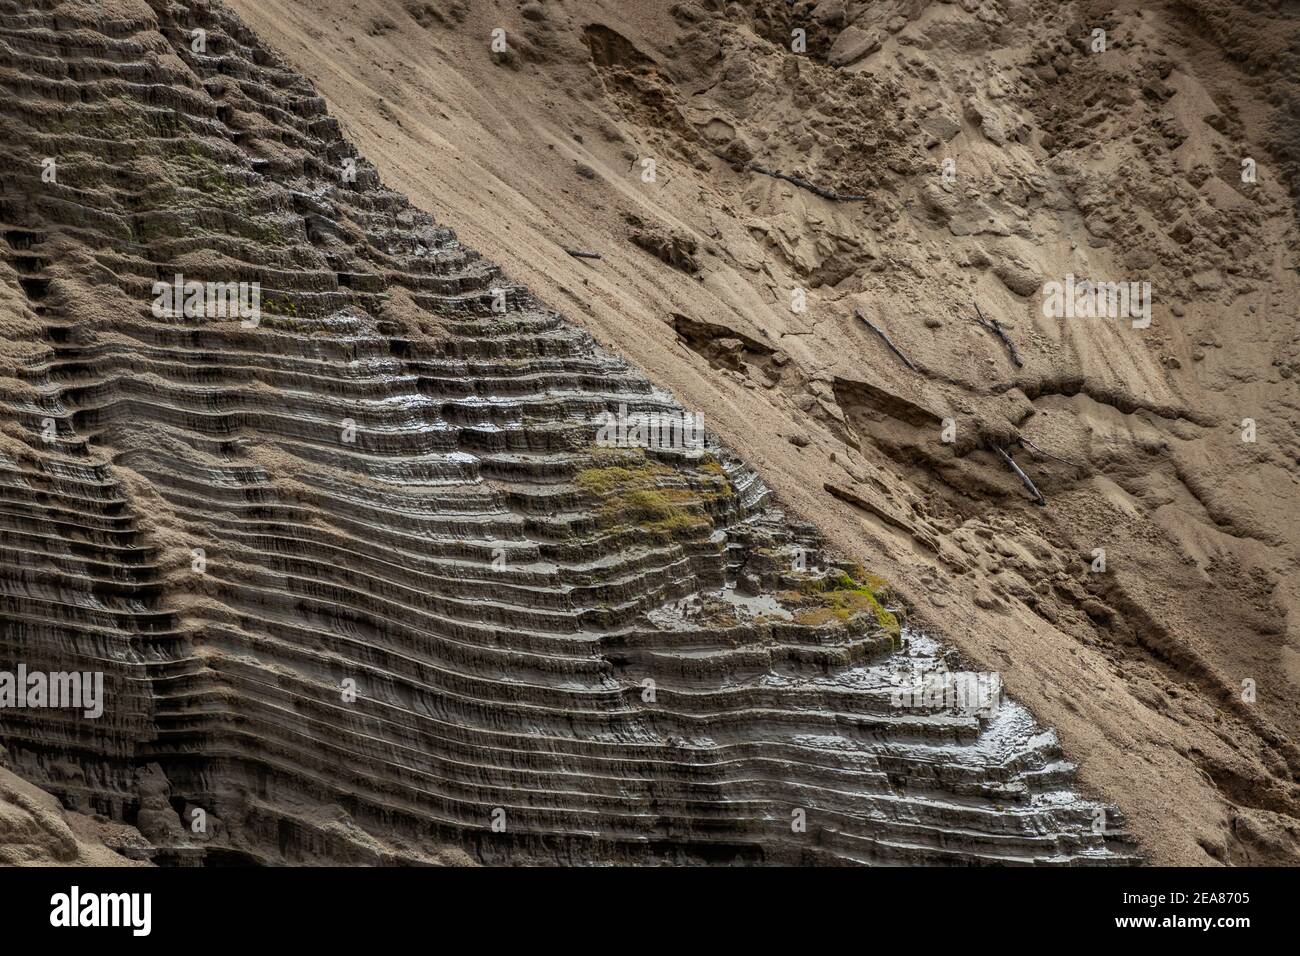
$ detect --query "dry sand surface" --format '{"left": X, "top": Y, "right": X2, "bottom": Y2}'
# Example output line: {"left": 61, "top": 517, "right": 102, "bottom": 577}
{"left": 0, "top": 760, "right": 146, "bottom": 866}
{"left": 220, "top": 0, "right": 1300, "bottom": 864}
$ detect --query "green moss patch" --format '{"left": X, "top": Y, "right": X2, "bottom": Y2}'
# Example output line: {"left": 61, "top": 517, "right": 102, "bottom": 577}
{"left": 788, "top": 570, "right": 900, "bottom": 636}
{"left": 576, "top": 449, "right": 728, "bottom": 541}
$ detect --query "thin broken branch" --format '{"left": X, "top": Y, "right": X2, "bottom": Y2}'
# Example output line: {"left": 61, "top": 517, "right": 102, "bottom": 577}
{"left": 1018, "top": 437, "right": 1081, "bottom": 469}
{"left": 712, "top": 150, "right": 868, "bottom": 201}
{"left": 973, "top": 302, "right": 1023, "bottom": 368}
{"left": 854, "top": 309, "right": 919, "bottom": 373}
{"left": 565, "top": 249, "right": 602, "bottom": 260}
{"left": 748, "top": 163, "right": 869, "bottom": 201}
{"left": 995, "top": 446, "right": 1047, "bottom": 506}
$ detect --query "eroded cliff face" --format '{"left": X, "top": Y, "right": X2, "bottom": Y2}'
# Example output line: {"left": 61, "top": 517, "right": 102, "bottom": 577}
{"left": 212, "top": 0, "right": 1300, "bottom": 864}
{"left": 0, "top": 0, "right": 1137, "bottom": 865}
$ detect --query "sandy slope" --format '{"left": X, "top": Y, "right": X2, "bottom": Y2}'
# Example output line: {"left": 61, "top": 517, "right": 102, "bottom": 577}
{"left": 0, "top": 762, "right": 146, "bottom": 866}
{"left": 223, "top": 0, "right": 1300, "bottom": 864}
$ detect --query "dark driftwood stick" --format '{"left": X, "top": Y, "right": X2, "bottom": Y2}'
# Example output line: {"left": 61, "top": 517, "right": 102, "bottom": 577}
{"left": 566, "top": 249, "right": 602, "bottom": 260}
{"left": 974, "top": 302, "right": 1023, "bottom": 368}
{"left": 748, "top": 163, "right": 869, "bottom": 201}
{"left": 712, "top": 151, "right": 868, "bottom": 202}
{"left": 995, "top": 446, "right": 1046, "bottom": 506}
{"left": 854, "top": 309, "right": 919, "bottom": 372}
{"left": 1019, "top": 436, "right": 1080, "bottom": 468}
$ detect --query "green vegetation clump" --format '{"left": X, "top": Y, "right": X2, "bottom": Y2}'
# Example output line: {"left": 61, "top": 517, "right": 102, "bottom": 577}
{"left": 170, "top": 144, "right": 248, "bottom": 203}
{"left": 575, "top": 460, "right": 666, "bottom": 495}
{"left": 696, "top": 455, "right": 727, "bottom": 480}
{"left": 262, "top": 297, "right": 298, "bottom": 317}
{"left": 117, "top": 136, "right": 295, "bottom": 252}
{"left": 576, "top": 449, "right": 727, "bottom": 541}
{"left": 788, "top": 569, "right": 900, "bottom": 636}
{"left": 161, "top": 144, "right": 291, "bottom": 247}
